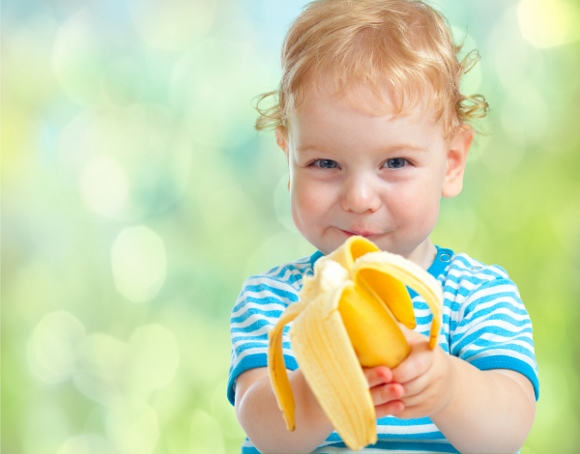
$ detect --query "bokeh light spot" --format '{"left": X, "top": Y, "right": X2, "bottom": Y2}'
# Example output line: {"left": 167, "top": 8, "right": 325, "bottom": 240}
{"left": 197, "top": 184, "right": 251, "bottom": 231}
{"left": 126, "top": 324, "right": 180, "bottom": 396}
{"left": 52, "top": 9, "right": 105, "bottom": 106}
{"left": 128, "top": 0, "right": 216, "bottom": 51}
{"left": 499, "top": 82, "right": 548, "bottom": 149}
{"left": 58, "top": 106, "right": 193, "bottom": 222}
{"left": 170, "top": 36, "right": 270, "bottom": 148}
{"left": 79, "top": 154, "right": 129, "bottom": 218}
{"left": 73, "top": 333, "right": 129, "bottom": 406}
{"left": 106, "top": 404, "right": 159, "bottom": 454}
{"left": 111, "top": 225, "right": 166, "bottom": 303}
{"left": 244, "top": 231, "right": 313, "bottom": 276}
{"left": 489, "top": 7, "right": 545, "bottom": 92}
{"left": 27, "top": 311, "right": 86, "bottom": 384}
{"left": 57, "top": 434, "right": 112, "bottom": 454}
{"left": 210, "top": 379, "right": 245, "bottom": 440}
{"left": 518, "top": 0, "right": 580, "bottom": 49}
{"left": 23, "top": 399, "right": 70, "bottom": 454}
{"left": 189, "top": 409, "right": 225, "bottom": 454}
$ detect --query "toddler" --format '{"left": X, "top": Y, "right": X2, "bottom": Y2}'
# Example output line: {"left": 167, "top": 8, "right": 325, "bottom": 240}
{"left": 228, "top": 0, "right": 538, "bottom": 452}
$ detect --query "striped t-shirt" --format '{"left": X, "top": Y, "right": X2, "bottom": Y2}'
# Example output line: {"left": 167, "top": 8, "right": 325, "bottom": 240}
{"left": 228, "top": 246, "right": 539, "bottom": 453}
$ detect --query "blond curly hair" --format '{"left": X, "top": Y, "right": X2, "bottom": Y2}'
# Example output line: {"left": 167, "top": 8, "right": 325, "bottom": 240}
{"left": 255, "top": 0, "right": 488, "bottom": 139}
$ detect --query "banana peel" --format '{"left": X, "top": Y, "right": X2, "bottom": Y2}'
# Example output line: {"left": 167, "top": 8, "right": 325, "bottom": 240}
{"left": 267, "top": 236, "right": 443, "bottom": 450}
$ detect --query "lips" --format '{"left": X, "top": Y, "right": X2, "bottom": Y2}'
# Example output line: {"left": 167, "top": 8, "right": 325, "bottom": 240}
{"left": 339, "top": 228, "right": 377, "bottom": 238}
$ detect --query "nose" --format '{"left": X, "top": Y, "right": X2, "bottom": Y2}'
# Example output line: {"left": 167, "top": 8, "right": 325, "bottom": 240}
{"left": 341, "top": 174, "right": 381, "bottom": 213}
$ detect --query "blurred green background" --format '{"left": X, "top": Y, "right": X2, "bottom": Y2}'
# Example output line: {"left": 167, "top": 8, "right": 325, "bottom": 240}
{"left": 2, "top": 0, "right": 579, "bottom": 453}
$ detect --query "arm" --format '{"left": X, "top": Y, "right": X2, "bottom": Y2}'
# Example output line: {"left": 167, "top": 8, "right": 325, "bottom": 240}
{"left": 234, "top": 367, "right": 334, "bottom": 454}
{"left": 432, "top": 358, "right": 536, "bottom": 453}
{"left": 367, "top": 331, "right": 536, "bottom": 453}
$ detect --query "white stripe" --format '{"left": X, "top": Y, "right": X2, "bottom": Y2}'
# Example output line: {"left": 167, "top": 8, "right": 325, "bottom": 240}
{"left": 377, "top": 421, "right": 438, "bottom": 435}
{"left": 242, "top": 284, "right": 295, "bottom": 300}
{"left": 313, "top": 445, "right": 451, "bottom": 453}
{"left": 456, "top": 295, "right": 523, "bottom": 321}
{"left": 232, "top": 324, "right": 272, "bottom": 339}
{"left": 465, "top": 348, "right": 536, "bottom": 367}
{"left": 243, "top": 276, "right": 296, "bottom": 294}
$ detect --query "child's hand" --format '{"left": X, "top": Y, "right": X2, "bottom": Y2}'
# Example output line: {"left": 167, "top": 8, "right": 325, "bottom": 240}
{"left": 389, "top": 327, "right": 456, "bottom": 420}
{"left": 363, "top": 365, "right": 405, "bottom": 418}
{"left": 363, "top": 328, "right": 456, "bottom": 420}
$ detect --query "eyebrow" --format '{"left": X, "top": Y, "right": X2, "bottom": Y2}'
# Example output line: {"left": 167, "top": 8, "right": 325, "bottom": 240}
{"left": 296, "top": 143, "right": 427, "bottom": 154}
{"left": 384, "top": 143, "right": 428, "bottom": 152}
{"left": 295, "top": 145, "right": 330, "bottom": 154}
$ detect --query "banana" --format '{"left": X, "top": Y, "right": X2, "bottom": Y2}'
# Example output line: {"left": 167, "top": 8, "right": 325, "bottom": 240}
{"left": 267, "top": 236, "right": 443, "bottom": 451}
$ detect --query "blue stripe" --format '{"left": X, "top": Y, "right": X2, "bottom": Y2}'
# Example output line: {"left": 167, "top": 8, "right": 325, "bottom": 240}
{"left": 271, "top": 265, "right": 304, "bottom": 282}
{"left": 377, "top": 416, "right": 433, "bottom": 426}
{"left": 414, "top": 314, "right": 434, "bottom": 325}
{"left": 230, "top": 308, "right": 282, "bottom": 325}
{"left": 453, "top": 327, "right": 533, "bottom": 354}
{"left": 318, "top": 440, "right": 459, "bottom": 453}
{"left": 466, "top": 299, "right": 528, "bottom": 317}
{"left": 230, "top": 319, "right": 273, "bottom": 334}
{"left": 231, "top": 339, "right": 291, "bottom": 353}
{"left": 239, "top": 295, "right": 288, "bottom": 306}
{"left": 240, "top": 442, "right": 261, "bottom": 454}
{"left": 461, "top": 319, "right": 533, "bottom": 335}
{"left": 474, "top": 304, "right": 529, "bottom": 318}
{"left": 463, "top": 292, "right": 524, "bottom": 313}
{"left": 374, "top": 431, "right": 447, "bottom": 441}
{"left": 232, "top": 341, "right": 267, "bottom": 352}
{"left": 443, "top": 266, "right": 508, "bottom": 284}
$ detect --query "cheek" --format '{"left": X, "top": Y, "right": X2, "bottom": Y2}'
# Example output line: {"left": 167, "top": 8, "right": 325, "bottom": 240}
{"left": 389, "top": 182, "right": 440, "bottom": 223}
{"left": 291, "top": 184, "right": 319, "bottom": 217}
{"left": 290, "top": 178, "right": 336, "bottom": 224}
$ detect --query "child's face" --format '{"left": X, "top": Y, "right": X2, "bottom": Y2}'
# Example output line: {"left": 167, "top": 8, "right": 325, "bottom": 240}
{"left": 278, "top": 84, "right": 472, "bottom": 267}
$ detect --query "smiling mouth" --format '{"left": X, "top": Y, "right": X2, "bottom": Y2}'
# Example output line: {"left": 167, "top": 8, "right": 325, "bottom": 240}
{"left": 340, "top": 229, "right": 377, "bottom": 238}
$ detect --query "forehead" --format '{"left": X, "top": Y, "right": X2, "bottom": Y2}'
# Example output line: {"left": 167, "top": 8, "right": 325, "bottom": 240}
{"left": 287, "top": 80, "right": 441, "bottom": 134}
{"left": 286, "top": 81, "right": 445, "bottom": 149}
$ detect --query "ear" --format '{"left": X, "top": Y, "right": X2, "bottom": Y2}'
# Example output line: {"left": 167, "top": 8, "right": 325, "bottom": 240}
{"left": 275, "top": 126, "right": 289, "bottom": 158}
{"left": 275, "top": 126, "right": 291, "bottom": 190}
{"left": 442, "top": 125, "right": 474, "bottom": 198}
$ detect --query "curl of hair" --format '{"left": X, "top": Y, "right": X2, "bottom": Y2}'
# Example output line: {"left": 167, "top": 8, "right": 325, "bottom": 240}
{"left": 254, "top": 91, "right": 283, "bottom": 131}
{"left": 254, "top": 0, "right": 489, "bottom": 138}
{"left": 455, "top": 48, "right": 489, "bottom": 132}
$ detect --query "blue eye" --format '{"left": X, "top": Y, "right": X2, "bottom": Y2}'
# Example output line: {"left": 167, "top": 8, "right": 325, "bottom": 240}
{"left": 385, "top": 158, "right": 407, "bottom": 169}
{"left": 314, "top": 159, "right": 338, "bottom": 169}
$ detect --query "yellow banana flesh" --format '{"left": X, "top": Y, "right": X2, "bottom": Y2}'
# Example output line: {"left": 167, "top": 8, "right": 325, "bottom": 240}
{"left": 267, "top": 236, "right": 443, "bottom": 451}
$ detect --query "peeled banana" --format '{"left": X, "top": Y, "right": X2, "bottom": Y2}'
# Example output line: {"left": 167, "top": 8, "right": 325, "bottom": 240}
{"left": 267, "top": 236, "right": 443, "bottom": 451}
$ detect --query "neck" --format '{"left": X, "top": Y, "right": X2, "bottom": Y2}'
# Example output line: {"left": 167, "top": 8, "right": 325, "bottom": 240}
{"left": 406, "top": 239, "right": 437, "bottom": 270}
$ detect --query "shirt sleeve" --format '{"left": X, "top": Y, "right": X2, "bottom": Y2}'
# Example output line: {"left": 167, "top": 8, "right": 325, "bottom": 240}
{"left": 449, "top": 274, "right": 540, "bottom": 400}
{"left": 227, "top": 274, "right": 300, "bottom": 406}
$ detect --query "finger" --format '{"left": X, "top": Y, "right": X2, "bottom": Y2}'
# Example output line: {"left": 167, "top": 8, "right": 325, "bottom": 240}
{"left": 399, "top": 376, "right": 444, "bottom": 410}
{"left": 363, "top": 365, "right": 393, "bottom": 388}
{"left": 399, "top": 325, "right": 426, "bottom": 344}
{"left": 392, "top": 342, "right": 433, "bottom": 384}
{"left": 391, "top": 404, "right": 426, "bottom": 420}
{"left": 369, "top": 382, "right": 404, "bottom": 407}
{"left": 375, "top": 400, "right": 405, "bottom": 419}
{"left": 398, "top": 373, "right": 430, "bottom": 400}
